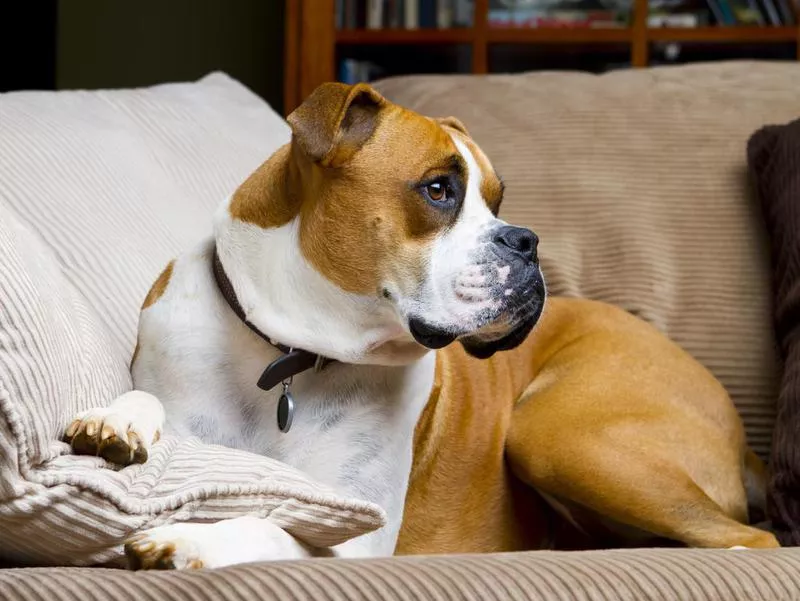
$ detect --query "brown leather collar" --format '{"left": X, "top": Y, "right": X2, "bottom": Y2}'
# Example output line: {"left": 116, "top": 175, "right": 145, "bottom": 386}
{"left": 212, "top": 247, "right": 335, "bottom": 391}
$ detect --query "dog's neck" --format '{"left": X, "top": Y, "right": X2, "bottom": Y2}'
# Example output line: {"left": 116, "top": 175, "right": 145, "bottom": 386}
{"left": 213, "top": 156, "right": 427, "bottom": 366}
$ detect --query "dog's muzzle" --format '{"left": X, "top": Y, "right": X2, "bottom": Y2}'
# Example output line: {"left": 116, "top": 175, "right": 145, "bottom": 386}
{"left": 410, "top": 224, "right": 545, "bottom": 357}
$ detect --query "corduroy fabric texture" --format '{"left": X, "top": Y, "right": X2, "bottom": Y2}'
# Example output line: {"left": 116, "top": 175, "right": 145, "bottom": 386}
{"left": 0, "top": 73, "right": 384, "bottom": 568}
{"left": 2, "top": 548, "right": 800, "bottom": 601}
{"left": 748, "top": 118, "right": 800, "bottom": 547}
{"left": 374, "top": 60, "right": 800, "bottom": 459}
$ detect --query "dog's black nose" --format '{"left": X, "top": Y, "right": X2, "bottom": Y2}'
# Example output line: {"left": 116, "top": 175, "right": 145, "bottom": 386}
{"left": 493, "top": 225, "right": 538, "bottom": 263}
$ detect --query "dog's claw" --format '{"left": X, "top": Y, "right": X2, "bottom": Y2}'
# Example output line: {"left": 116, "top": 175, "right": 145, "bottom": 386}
{"left": 64, "top": 419, "right": 81, "bottom": 439}
{"left": 64, "top": 409, "right": 152, "bottom": 467}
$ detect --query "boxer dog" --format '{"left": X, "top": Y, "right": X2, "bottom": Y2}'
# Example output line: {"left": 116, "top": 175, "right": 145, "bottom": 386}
{"left": 64, "top": 82, "right": 778, "bottom": 569}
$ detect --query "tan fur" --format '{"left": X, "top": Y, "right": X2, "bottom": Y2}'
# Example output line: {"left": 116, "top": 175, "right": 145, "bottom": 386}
{"left": 396, "top": 341, "right": 552, "bottom": 554}
{"left": 131, "top": 261, "right": 175, "bottom": 370}
{"left": 398, "top": 297, "right": 779, "bottom": 552}
{"left": 141, "top": 261, "right": 175, "bottom": 310}
{"left": 228, "top": 146, "right": 296, "bottom": 229}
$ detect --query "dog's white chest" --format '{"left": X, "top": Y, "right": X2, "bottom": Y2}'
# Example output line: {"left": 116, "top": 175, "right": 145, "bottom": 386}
{"left": 132, "top": 240, "right": 436, "bottom": 555}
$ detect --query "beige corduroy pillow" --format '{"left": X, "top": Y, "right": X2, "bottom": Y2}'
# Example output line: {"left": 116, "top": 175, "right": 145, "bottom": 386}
{"left": 0, "top": 73, "right": 384, "bottom": 567}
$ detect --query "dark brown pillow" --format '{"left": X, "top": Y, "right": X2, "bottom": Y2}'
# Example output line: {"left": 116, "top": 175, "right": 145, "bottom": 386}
{"left": 748, "top": 118, "right": 800, "bottom": 546}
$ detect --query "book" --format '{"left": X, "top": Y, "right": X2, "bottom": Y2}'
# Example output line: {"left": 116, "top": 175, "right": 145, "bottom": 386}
{"left": 454, "top": 0, "right": 475, "bottom": 26}
{"left": 758, "top": 0, "right": 783, "bottom": 24}
{"left": 335, "top": 0, "right": 344, "bottom": 28}
{"left": 343, "top": 0, "right": 358, "bottom": 28}
{"left": 708, "top": 0, "right": 738, "bottom": 24}
{"left": 384, "top": 0, "right": 404, "bottom": 27}
{"left": 648, "top": 11, "right": 710, "bottom": 25}
{"left": 420, "top": 0, "right": 437, "bottom": 27}
{"left": 775, "top": 0, "right": 796, "bottom": 23}
{"left": 367, "top": 0, "right": 384, "bottom": 28}
{"left": 406, "top": 0, "right": 420, "bottom": 27}
{"left": 649, "top": 0, "right": 711, "bottom": 26}
{"left": 705, "top": 0, "right": 727, "bottom": 23}
{"left": 488, "top": 0, "right": 630, "bottom": 28}
{"left": 437, "top": 0, "right": 454, "bottom": 28}
{"left": 744, "top": 0, "right": 767, "bottom": 23}
{"left": 728, "top": 0, "right": 764, "bottom": 22}
{"left": 338, "top": 59, "right": 383, "bottom": 84}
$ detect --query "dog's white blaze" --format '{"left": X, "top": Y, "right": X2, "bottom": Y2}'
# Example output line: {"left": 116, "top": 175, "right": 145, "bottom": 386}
{"left": 402, "top": 135, "right": 503, "bottom": 331}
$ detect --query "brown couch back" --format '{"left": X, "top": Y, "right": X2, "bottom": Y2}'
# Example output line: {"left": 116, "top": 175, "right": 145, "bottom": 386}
{"left": 375, "top": 61, "right": 800, "bottom": 457}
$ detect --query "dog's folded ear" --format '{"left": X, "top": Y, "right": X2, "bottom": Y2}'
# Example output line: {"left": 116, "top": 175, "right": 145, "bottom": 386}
{"left": 287, "top": 82, "right": 386, "bottom": 168}
{"left": 437, "top": 116, "right": 470, "bottom": 137}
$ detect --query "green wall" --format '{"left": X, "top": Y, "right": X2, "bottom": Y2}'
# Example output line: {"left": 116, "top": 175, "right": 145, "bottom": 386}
{"left": 57, "top": 0, "right": 284, "bottom": 112}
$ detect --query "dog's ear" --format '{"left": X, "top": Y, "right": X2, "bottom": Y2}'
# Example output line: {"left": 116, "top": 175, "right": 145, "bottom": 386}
{"left": 287, "top": 82, "right": 386, "bottom": 168}
{"left": 437, "top": 116, "right": 469, "bottom": 137}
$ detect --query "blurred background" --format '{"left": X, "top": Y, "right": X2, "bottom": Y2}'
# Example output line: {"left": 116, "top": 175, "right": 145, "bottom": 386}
{"left": 2, "top": 0, "right": 798, "bottom": 115}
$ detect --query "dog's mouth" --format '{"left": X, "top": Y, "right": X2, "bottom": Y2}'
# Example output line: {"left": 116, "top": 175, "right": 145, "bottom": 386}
{"left": 408, "top": 318, "right": 458, "bottom": 350}
{"left": 408, "top": 267, "right": 546, "bottom": 355}
{"left": 459, "top": 297, "right": 544, "bottom": 359}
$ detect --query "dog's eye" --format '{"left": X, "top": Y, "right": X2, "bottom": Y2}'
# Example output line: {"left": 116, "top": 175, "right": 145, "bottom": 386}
{"left": 426, "top": 181, "right": 447, "bottom": 202}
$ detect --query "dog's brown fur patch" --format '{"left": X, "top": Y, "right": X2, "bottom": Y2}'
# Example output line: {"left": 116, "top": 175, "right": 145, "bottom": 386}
{"left": 142, "top": 261, "right": 175, "bottom": 309}
{"left": 228, "top": 146, "right": 298, "bottom": 229}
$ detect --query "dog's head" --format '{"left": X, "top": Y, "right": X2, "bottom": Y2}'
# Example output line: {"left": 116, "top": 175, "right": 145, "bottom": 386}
{"left": 229, "top": 82, "right": 544, "bottom": 360}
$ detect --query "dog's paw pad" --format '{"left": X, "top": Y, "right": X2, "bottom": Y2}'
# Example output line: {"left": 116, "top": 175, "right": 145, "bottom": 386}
{"left": 125, "top": 534, "right": 204, "bottom": 570}
{"left": 63, "top": 409, "right": 150, "bottom": 466}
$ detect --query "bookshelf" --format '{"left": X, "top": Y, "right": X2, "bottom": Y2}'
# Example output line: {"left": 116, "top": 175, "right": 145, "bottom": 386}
{"left": 283, "top": 0, "right": 800, "bottom": 114}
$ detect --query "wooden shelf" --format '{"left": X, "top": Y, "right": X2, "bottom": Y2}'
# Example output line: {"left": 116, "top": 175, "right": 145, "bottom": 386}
{"left": 336, "top": 29, "right": 474, "bottom": 44}
{"left": 285, "top": 0, "right": 800, "bottom": 115}
{"left": 648, "top": 26, "right": 798, "bottom": 42}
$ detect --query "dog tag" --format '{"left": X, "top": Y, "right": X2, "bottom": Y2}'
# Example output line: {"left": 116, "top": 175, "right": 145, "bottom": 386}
{"left": 277, "top": 391, "right": 295, "bottom": 433}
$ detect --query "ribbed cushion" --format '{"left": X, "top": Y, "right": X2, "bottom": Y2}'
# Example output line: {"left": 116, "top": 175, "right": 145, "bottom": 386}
{"left": 3, "top": 548, "right": 800, "bottom": 601}
{"left": 0, "top": 73, "right": 384, "bottom": 567}
{"left": 374, "top": 61, "right": 800, "bottom": 457}
{"left": 748, "top": 119, "right": 800, "bottom": 546}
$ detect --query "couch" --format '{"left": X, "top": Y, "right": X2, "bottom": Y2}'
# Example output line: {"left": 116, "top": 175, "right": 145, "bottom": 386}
{"left": 1, "top": 61, "right": 800, "bottom": 600}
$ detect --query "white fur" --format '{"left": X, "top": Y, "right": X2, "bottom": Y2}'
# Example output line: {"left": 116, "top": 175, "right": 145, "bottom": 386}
{"left": 68, "top": 131, "right": 514, "bottom": 568}
{"left": 396, "top": 136, "right": 508, "bottom": 334}
{"left": 128, "top": 518, "right": 314, "bottom": 569}
{"left": 125, "top": 232, "right": 436, "bottom": 562}
{"left": 215, "top": 208, "right": 423, "bottom": 366}
{"left": 67, "top": 390, "right": 164, "bottom": 453}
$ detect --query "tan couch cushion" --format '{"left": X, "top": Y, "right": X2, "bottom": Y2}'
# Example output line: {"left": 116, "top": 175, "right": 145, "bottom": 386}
{"left": 0, "top": 73, "right": 384, "bottom": 567}
{"left": 374, "top": 60, "right": 800, "bottom": 457}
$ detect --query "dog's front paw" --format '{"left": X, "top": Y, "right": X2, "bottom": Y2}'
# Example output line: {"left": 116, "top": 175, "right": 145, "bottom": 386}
{"left": 125, "top": 529, "right": 204, "bottom": 570}
{"left": 63, "top": 391, "right": 163, "bottom": 466}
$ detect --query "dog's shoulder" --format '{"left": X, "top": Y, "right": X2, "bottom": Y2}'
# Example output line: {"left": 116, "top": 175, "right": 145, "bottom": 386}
{"left": 132, "top": 237, "right": 236, "bottom": 382}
